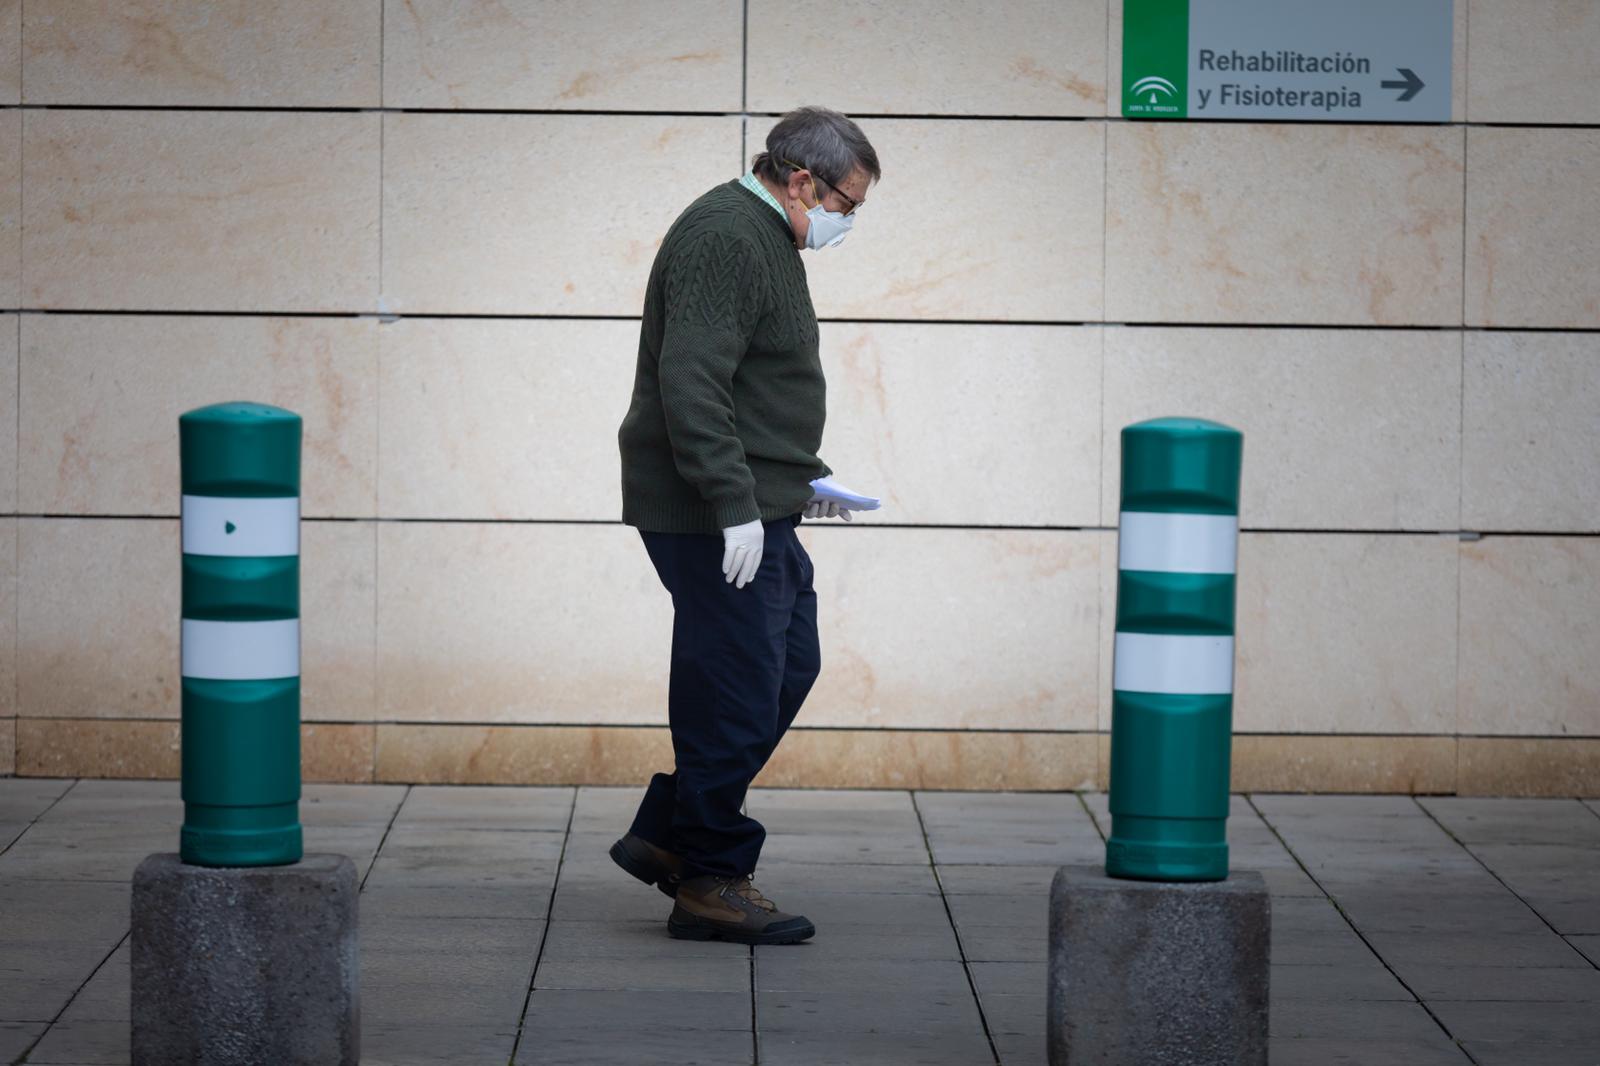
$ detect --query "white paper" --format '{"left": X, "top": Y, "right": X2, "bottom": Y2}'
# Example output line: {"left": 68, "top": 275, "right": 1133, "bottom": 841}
{"left": 808, "top": 476, "right": 881, "bottom": 511}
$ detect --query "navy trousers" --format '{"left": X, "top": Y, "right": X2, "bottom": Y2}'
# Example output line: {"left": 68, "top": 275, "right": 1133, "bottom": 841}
{"left": 628, "top": 514, "right": 820, "bottom": 879}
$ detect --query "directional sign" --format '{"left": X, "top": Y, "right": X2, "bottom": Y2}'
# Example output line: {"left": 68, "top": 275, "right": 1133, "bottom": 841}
{"left": 1123, "top": 0, "right": 1453, "bottom": 123}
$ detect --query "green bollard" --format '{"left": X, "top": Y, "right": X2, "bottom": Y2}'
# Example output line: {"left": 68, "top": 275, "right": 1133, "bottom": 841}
{"left": 1106, "top": 417, "right": 1243, "bottom": 882}
{"left": 178, "top": 402, "right": 303, "bottom": 867}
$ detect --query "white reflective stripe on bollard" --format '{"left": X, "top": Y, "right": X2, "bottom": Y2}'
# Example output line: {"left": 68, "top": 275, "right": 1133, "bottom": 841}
{"left": 1118, "top": 512, "right": 1238, "bottom": 575}
{"left": 181, "top": 495, "right": 300, "bottom": 558}
{"left": 1112, "top": 632, "right": 1235, "bottom": 695}
{"left": 181, "top": 619, "right": 300, "bottom": 680}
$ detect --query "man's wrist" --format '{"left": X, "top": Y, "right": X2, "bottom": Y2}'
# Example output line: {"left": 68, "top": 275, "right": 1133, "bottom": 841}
{"left": 714, "top": 494, "right": 762, "bottom": 530}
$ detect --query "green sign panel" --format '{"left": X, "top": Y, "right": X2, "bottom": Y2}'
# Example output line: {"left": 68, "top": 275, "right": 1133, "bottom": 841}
{"left": 1123, "top": 0, "right": 1453, "bottom": 123}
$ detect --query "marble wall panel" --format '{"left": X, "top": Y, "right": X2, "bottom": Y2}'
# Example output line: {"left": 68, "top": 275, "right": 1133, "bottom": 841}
{"left": 1106, "top": 123, "right": 1464, "bottom": 325}
{"left": 799, "top": 527, "right": 1100, "bottom": 731}
{"left": 1459, "top": 537, "right": 1600, "bottom": 737}
{"left": 800, "top": 118, "right": 1105, "bottom": 321}
{"left": 381, "top": 113, "right": 738, "bottom": 316}
{"left": 19, "top": 314, "right": 377, "bottom": 518}
{"left": 384, "top": 0, "right": 740, "bottom": 111}
{"left": 819, "top": 322, "right": 1100, "bottom": 527}
{"left": 1102, "top": 532, "right": 1459, "bottom": 734}
{"left": 375, "top": 522, "right": 672, "bottom": 724}
{"left": 1462, "top": 332, "right": 1600, "bottom": 532}
{"left": 22, "top": 0, "right": 380, "bottom": 106}
{"left": 18, "top": 517, "right": 376, "bottom": 720}
{"left": 0, "top": 108, "right": 17, "bottom": 308}
{"left": 0, "top": 0, "right": 17, "bottom": 104}
{"left": 1466, "top": 128, "right": 1600, "bottom": 329}
{"left": 1467, "top": 0, "right": 1600, "bottom": 124}
{"left": 1101, "top": 327, "right": 1462, "bottom": 529}
{"left": 0, "top": 518, "right": 14, "bottom": 718}
{"left": 376, "top": 318, "right": 635, "bottom": 520}
{"left": 748, "top": 0, "right": 1106, "bottom": 116}
{"left": 23, "top": 110, "right": 380, "bottom": 312}
{"left": 0, "top": 314, "right": 14, "bottom": 512}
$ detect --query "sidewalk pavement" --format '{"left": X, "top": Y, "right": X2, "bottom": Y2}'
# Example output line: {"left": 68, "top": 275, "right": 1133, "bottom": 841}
{"left": 1, "top": 780, "right": 1597, "bottom": 1065}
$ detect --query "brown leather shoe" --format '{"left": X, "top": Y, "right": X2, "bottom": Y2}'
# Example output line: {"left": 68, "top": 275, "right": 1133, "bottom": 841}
{"left": 668, "top": 874, "right": 816, "bottom": 945}
{"left": 609, "top": 833, "right": 684, "bottom": 898}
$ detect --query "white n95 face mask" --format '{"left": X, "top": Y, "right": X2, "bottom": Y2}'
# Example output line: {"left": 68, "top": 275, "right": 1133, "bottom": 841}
{"left": 804, "top": 202, "right": 853, "bottom": 250}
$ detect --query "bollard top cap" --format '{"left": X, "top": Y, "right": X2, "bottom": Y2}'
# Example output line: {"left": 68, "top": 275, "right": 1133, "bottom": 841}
{"left": 180, "top": 401, "right": 302, "bottom": 427}
{"left": 1123, "top": 416, "right": 1242, "bottom": 439}
{"left": 1120, "top": 416, "right": 1243, "bottom": 515}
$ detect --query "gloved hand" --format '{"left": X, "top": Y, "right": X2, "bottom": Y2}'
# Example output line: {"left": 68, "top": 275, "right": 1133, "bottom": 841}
{"left": 721, "top": 519, "right": 765, "bottom": 589}
{"left": 802, "top": 499, "right": 853, "bottom": 521}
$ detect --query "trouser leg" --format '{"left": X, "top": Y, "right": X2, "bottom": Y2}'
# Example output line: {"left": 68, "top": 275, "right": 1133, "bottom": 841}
{"left": 627, "top": 519, "right": 804, "bottom": 879}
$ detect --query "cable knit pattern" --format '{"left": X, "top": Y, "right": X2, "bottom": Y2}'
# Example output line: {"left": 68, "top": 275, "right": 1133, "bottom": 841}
{"left": 619, "top": 180, "right": 830, "bottom": 533}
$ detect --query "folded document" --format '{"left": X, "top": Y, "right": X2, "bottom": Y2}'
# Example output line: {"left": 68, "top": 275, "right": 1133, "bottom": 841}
{"left": 808, "top": 476, "right": 881, "bottom": 511}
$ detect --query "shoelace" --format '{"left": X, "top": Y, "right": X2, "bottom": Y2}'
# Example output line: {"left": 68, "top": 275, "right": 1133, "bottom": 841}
{"left": 723, "top": 875, "right": 778, "bottom": 912}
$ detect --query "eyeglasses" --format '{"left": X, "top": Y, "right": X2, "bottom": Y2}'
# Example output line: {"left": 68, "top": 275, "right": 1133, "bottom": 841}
{"left": 782, "top": 158, "right": 863, "bottom": 216}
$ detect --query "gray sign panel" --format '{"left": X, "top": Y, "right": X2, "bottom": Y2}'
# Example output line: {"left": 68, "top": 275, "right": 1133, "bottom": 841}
{"left": 1188, "top": 0, "right": 1452, "bottom": 122}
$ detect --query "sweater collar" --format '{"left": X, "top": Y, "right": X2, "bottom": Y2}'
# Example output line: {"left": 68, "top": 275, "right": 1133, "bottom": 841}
{"left": 740, "top": 169, "right": 786, "bottom": 218}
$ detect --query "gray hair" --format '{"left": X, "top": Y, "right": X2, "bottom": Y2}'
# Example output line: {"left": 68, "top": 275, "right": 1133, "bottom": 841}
{"left": 752, "top": 106, "right": 881, "bottom": 189}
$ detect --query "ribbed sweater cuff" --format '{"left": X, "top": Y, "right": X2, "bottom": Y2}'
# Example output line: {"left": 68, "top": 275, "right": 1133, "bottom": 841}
{"left": 713, "top": 493, "right": 763, "bottom": 529}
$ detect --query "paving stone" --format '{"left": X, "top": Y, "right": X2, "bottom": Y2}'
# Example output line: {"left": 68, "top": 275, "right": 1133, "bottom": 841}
{"left": 755, "top": 958, "right": 971, "bottom": 997}
{"left": 914, "top": 791, "right": 1092, "bottom": 826}
{"left": 0, "top": 822, "right": 29, "bottom": 851}
{"left": 1429, "top": 1000, "right": 1600, "bottom": 1047}
{"left": 0, "top": 880, "right": 130, "bottom": 951}
{"left": 955, "top": 926, "right": 1047, "bottom": 963}
{"left": 758, "top": 986, "right": 984, "bottom": 1035}
{"left": 749, "top": 788, "right": 916, "bottom": 814}
{"left": 1419, "top": 798, "right": 1600, "bottom": 846}
{"left": 0, "top": 1021, "right": 47, "bottom": 1060}
{"left": 358, "top": 884, "right": 551, "bottom": 919}
{"left": 548, "top": 882, "right": 675, "bottom": 922}
{"left": 762, "top": 1029, "right": 998, "bottom": 1066}
{"left": 535, "top": 954, "right": 750, "bottom": 992}
{"left": 361, "top": 1025, "right": 519, "bottom": 1066}
{"left": 1365, "top": 930, "right": 1592, "bottom": 969}
{"left": 769, "top": 890, "right": 949, "bottom": 928}
{"left": 539, "top": 919, "right": 746, "bottom": 960}
{"left": 362, "top": 827, "right": 563, "bottom": 888}
{"left": 0, "top": 822, "right": 170, "bottom": 881}
{"left": 361, "top": 915, "right": 545, "bottom": 955}
{"left": 523, "top": 988, "right": 751, "bottom": 1032}
{"left": 934, "top": 864, "right": 1060, "bottom": 895}
{"left": 1460, "top": 1041, "right": 1600, "bottom": 1065}
{"left": 745, "top": 860, "right": 940, "bottom": 895}
{"left": 1519, "top": 895, "right": 1600, "bottom": 936}
{"left": 945, "top": 891, "right": 1046, "bottom": 930}
{"left": 992, "top": 1031, "right": 1047, "bottom": 1066}
{"left": 0, "top": 975, "right": 84, "bottom": 1022}
{"left": 1404, "top": 965, "right": 1600, "bottom": 1002}
{"left": 1331, "top": 890, "right": 1553, "bottom": 936}
{"left": 363, "top": 948, "right": 533, "bottom": 993}
{"left": 1271, "top": 997, "right": 1448, "bottom": 1040}
{"left": 1253, "top": 795, "right": 1425, "bottom": 819}
{"left": 394, "top": 785, "right": 573, "bottom": 832}
{"left": 1268, "top": 1035, "right": 1471, "bottom": 1065}
{"left": 0, "top": 778, "right": 75, "bottom": 821}
{"left": 300, "top": 783, "right": 409, "bottom": 827}
{"left": 514, "top": 1026, "right": 754, "bottom": 1065}
{"left": 1271, "top": 896, "right": 1355, "bottom": 933}
{"left": 968, "top": 961, "right": 1046, "bottom": 998}
{"left": 360, "top": 973, "right": 529, "bottom": 1028}
{"left": 33, "top": 780, "right": 176, "bottom": 825}
{"left": 58, "top": 939, "right": 128, "bottom": 1023}
{"left": 1272, "top": 928, "right": 1381, "bottom": 966}
{"left": 24, "top": 1019, "right": 126, "bottom": 1064}
{"left": 754, "top": 809, "right": 924, "bottom": 837}
{"left": 980, "top": 991, "right": 1046, "bottom": 1036}
{"left": 303, "top": 823, "right": 389, "bottom": 880}
{"left": 1271, "top": 963, "right": 1414, "bottom": 1001}
{"left": 569, "top": 786, "right": 646, "bottom": 834}
{"left": 1567, "top": 935, "right": 1600, "bottom": 966}
{"left": 930, "top": 837, "right": 1104, "bottom": 866}
{"left": 756, "top": 832, "right": 932, "bottom": 865}
{"left": 753, "top": 928, "right": 961, "bottom": 962}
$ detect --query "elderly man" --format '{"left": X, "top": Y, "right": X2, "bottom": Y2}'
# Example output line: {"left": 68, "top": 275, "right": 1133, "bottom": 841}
{"left": 612, "top": 106, "right": 880, "bottom": 945}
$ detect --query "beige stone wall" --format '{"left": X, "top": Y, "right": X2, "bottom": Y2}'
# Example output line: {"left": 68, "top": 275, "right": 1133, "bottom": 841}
{"left": 2, "top": 1, "right": 1596, "bottom": 793}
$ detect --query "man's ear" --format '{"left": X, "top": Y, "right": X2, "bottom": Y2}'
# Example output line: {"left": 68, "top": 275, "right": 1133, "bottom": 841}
{"left": 785, "top": 168, "right": 812, "bottom": 205}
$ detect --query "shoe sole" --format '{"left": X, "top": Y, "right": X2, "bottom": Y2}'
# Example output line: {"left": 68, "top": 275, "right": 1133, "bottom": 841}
{"left": 667, "top": 915, "right": 816, "bottom": 946}
{"left": 608, "top": 838, "right": 679, "bottom": 899}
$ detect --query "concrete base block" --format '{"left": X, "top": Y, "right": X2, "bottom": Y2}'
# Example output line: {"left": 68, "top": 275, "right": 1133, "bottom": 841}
{"left": 132, "top": 853, "right": 359, "bottom": 1066}
{"left": 1048, "top": 864, "right": 1269, "bottom": 1066}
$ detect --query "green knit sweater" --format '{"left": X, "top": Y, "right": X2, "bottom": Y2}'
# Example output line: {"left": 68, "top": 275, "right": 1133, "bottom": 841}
{"left": 618, "top": 179, "right": 831, "bottom": 533}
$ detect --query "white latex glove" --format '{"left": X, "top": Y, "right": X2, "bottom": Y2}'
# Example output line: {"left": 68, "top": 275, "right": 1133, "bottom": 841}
{"left": 721, "top": 519, "right": 765, "bottom": 589}
{"left": 802, "top": 500, "right": 853, "bottom": 522}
